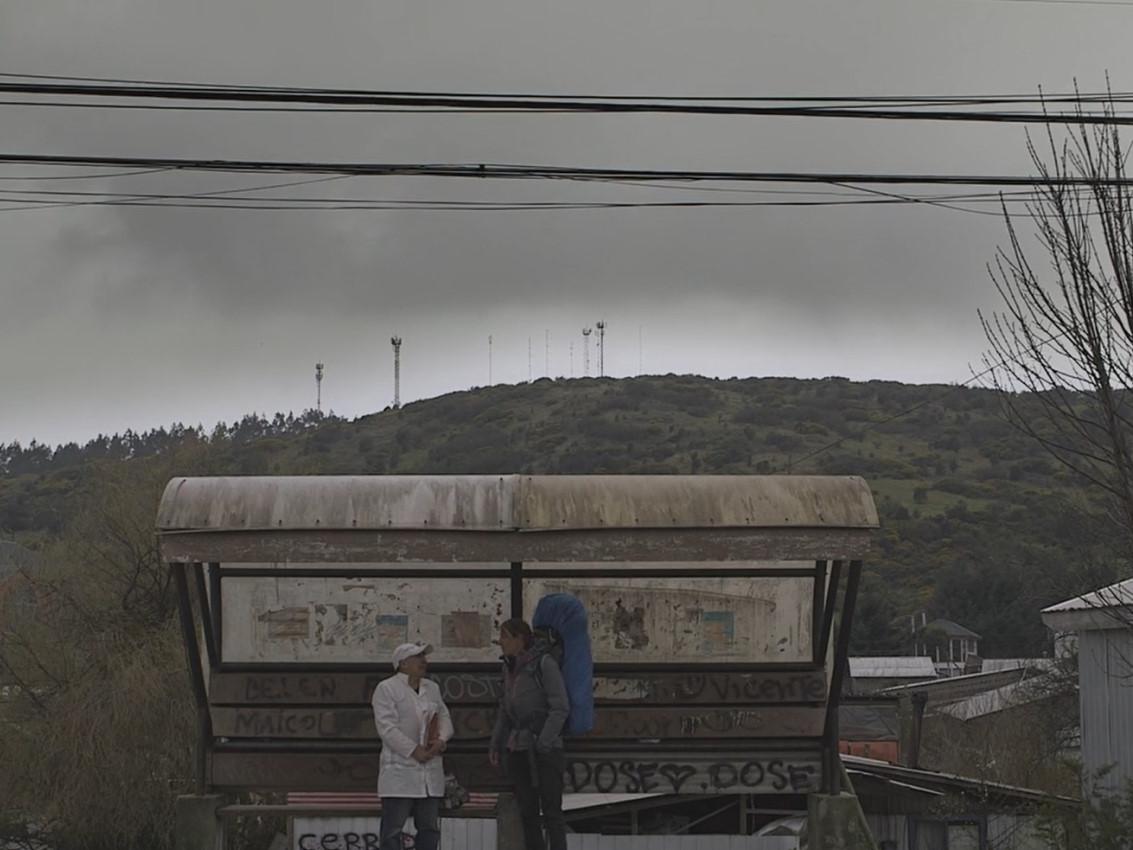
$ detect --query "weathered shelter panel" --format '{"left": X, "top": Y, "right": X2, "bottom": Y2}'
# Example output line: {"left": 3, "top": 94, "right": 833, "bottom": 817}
{"left": 217, "top": 562, "right": 811, "bottom": 665}
{"left": 528, "top": 574, "right": 812, "bottom": 663}
{"left": 221, "top": 571, "right": 507, "bottom": 664}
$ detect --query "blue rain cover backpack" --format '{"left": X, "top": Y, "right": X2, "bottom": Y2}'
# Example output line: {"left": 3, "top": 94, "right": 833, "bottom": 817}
{"left": 532, "top": 592, "right": 595, "bottom": 736}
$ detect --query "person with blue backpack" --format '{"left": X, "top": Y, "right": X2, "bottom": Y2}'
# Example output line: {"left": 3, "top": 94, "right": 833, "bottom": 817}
{"left": 490, "top": 617, "right": 569, "bottom": 850}
{"left": 489, "top": 594, "right": 595, "bottom": 850}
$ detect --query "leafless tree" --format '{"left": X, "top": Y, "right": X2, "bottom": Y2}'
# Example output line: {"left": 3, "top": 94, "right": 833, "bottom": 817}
{"left": 981, "top": 91, "right": 1133, "bottom": 603}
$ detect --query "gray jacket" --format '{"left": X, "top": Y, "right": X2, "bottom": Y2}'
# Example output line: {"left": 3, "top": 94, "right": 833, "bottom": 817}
{"left": 490, "top": 648, "right": 569, "bottom": 753}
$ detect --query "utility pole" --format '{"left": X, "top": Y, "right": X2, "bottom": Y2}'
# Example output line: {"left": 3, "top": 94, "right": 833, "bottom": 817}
{"left": 390, "top": 337, "right": 402, "bottom": 409}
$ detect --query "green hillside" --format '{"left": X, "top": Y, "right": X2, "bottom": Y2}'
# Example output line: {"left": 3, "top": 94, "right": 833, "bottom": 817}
{"left": 1, "top": 374, "right": 1121, "bottom": 657}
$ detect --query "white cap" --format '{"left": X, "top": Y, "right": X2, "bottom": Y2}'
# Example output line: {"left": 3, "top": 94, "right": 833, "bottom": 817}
{"left": 392, "top": 642, "right": 433, "bottom": 670}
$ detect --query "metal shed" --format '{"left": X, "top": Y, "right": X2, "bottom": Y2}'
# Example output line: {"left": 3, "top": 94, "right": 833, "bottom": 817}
{"left": 158, "top": 474, "right": 878, "bottom": 802}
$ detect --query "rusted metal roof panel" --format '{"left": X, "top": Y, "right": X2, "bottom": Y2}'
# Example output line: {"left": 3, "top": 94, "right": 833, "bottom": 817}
{"left": 157, "top": 475, "right": 512, "bottom": 532}
{"left": 157, "top": 474, "right": 878, "bottom": 533}
{"left": 516, "top": 475, "right": 877, "bottom": 530}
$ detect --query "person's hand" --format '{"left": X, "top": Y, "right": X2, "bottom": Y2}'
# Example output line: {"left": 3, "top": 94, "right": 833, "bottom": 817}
{"left": 426, "top": 740, "right": 447, "bottom": 758}
{"left": 489, "top": 750, "right": 500, "bottom": 768}
{"left": 411, "top": 745, "right": 431, "bottom": 764}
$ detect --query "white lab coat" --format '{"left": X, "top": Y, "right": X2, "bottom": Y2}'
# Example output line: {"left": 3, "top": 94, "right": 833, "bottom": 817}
{"left": 371, "top": 673, "right": 454, "bottom": 798}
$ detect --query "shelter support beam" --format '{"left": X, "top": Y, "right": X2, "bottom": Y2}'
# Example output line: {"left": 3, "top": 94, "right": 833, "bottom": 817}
{"left": 174, "top": 561, "right": 212, "bottom": 793}
{"left": 822, "top": 560, "right": 862, "bottom": 795}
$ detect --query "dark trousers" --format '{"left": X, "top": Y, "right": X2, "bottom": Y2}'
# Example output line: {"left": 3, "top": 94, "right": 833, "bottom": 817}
{"left": 507, "top": 749, "right": 566, "bottom": 850}
{"left": 379, "top": 796, "right": 440, "bottom": 850}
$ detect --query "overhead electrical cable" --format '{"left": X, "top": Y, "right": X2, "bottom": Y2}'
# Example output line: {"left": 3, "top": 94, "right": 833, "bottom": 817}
{"left": 1, "top": 153, "right": 1131, "bottom": 188}
{"left": 1, "top": 72, "right": 1129, "bottom": 105}
{"left": 3, "top": 79, "right": 1133, "bottom": 124}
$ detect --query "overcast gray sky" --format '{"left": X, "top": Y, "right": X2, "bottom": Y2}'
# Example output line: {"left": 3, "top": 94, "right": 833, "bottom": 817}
{"left": 3, "top": 0, "right": 1132, "bottom": 446}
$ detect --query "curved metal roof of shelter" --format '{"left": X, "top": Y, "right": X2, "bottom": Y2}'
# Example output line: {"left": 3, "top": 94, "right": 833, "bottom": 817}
{"left": 157, "top": 474, "right": 879, "bottom": 533}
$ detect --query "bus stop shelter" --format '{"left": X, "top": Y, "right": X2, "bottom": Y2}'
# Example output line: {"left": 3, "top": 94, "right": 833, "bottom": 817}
{"left": 157, "top": 474, "right": 879, "bottom": 842}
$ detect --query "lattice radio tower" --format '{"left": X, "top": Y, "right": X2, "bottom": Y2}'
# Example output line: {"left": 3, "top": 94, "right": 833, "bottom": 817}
{"left": 315, "top": 362, "right": 324, "bottom": 413}
{"left": 596, "top": 321, "right": 606, "bottom": 377}
{"left": 390, "top": 337, "right": 402, "bottom": 409}
{"left": 582, "top": 327, "right": 592, "bottom": 377}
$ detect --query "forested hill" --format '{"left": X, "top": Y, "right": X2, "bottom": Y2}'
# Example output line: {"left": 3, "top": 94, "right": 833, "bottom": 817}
{"left": 0, "top": 374, "right": 1118, "bottom": 656}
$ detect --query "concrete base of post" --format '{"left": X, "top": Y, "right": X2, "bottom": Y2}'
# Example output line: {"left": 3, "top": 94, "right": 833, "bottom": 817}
{"left": 175, "top": 794, "right": 225, "bottom": 850}
{"left": 807, "top": 792, "right": 878, "bottom": 850}
{"left": 495, "top": 791, "right": 525, "bottom": 850}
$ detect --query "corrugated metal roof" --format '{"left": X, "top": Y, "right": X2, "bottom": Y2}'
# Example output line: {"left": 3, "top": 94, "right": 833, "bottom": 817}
{"left": 921, "top": 618, "right": 981, "bottom": 639}
{"left": 1043, "top": 577, "right": 1133, "bottom": 614}
{"left": 156, "top": 474, "right": 879, "bottom": 533}
{"left": 981, "top": 658, "right": 1049, "bottom": 673}
{"left": 1042, "top": 578, "right": 1133, "bottom": 633}
{"left": 934, "top": 674, "right": 1057, "bottom": 721}
{"left": 849, "top": 656, "right": 937, "bottom": 678}
{"left": 842, "top": 755, "right": 1079, "bottom": 806}
{"left": 881, "top": 667, "right": 1026, "bottom": 696}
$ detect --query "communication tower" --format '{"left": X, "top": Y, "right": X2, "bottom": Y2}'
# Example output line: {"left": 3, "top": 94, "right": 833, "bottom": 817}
{"left": 390, "top": 337, "right": 402, "bottom": 409}
{"left": 582, "top": 327, "right": 592, "bottom": 377}
{"left": 596, "top": 321, "right": 606, "bottom": 377}
{"left": 315, "top": 362, "right": 324, "bottom": 413}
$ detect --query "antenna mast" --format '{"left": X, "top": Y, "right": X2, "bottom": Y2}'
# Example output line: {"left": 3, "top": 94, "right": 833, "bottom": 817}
{"left": 582, "top": 327, "right": 592, "bottom": 377}
{"left": 596, "top": 321, "right": 606, "bottom": 377}
{"left": 390, "top": 337, "right": 402, "bottom": 409}
{"left": 488, "top": 335, "right": 493, "bottom": 385}
{"left": 315, "top": 362, "right": 324, "bottom": 413}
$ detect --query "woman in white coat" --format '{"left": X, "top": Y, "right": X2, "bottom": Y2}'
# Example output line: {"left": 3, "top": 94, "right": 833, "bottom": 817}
{"left": 371, "top": 642, "right": 454, "bottom": 850}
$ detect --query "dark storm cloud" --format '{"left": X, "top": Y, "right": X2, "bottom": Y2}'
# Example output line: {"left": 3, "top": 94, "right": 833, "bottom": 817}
{"left": 4, "top": 0, "right": 1133, "bottom": 444}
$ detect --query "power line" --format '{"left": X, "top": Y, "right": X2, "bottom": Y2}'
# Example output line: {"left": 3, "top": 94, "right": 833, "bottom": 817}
{"left": 0, "top": 185, "right": 1051, "bottom": 206}
{"left": 2, "top": 72, "right": 1131, "bottom": 105}
{"left": 0, "top": 167, "right": 173, "bottom": 181}
{"left": 2, "top": 153, "right": 1131, "bottom": 188}
{"left": 4, "top": 79, "right": 1133, "bottom": 125}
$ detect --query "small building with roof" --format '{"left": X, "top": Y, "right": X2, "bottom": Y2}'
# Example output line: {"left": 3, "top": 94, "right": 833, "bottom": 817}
{"left": 848, "top": 656, "right": 937, "bottom": 694}
{"left": 1042, "top": 577, "right": 1133, "bottom": 795}
{"left": 914, "top": 618, "right": 981, "bottom": 677}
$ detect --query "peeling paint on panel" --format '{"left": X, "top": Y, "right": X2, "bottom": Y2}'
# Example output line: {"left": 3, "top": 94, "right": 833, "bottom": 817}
{"left": 441, "top": 612, "right": 491, "bottom": 648}
{"left": 257, "top": 607, "right": 309, "bottom": 640}
{"left": 375, "top": 614, "right": 408, "bottom": 647}
{"left": 223, "top": 574, "right": 507, "bottom": 663}
{"left": 526, "top": 575, "right": 811, "bottom": 664}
